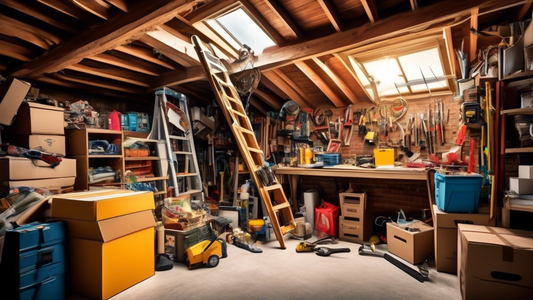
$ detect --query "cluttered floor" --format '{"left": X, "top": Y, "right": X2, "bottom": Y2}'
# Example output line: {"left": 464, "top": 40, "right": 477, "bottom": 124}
{"left": 68, "top": 235, "right": 461, "bottom": 300}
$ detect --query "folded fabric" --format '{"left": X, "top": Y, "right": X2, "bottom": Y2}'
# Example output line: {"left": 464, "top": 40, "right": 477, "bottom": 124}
{"left": 89, "top": 140, "right": 119, "bottom": 155}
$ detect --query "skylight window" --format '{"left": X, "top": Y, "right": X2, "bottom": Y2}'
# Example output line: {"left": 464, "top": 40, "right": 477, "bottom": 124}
{"left": 350, "top": 46, "right": 449, "bottom": 101}
{"left": 215, "top": 8, "right": 275, "bottom": 55}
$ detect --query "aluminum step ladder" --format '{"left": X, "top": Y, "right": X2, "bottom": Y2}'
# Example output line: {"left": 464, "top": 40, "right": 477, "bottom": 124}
{"left": 148, "top": 87, "right": 204, "bottom": 203}
{"left": 192, "top": 35, "right": 296, "bottom": 249}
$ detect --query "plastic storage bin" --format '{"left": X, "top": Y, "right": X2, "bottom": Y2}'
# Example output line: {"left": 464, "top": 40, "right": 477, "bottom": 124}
{"left": 435, "top": 172, "right": 483, "bottom": 213}
{"left": 322, "top": 153, "right": 341, "bottom": 166}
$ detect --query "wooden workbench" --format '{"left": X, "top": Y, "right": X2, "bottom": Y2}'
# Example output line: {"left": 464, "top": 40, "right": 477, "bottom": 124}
{"left": 273, "top": 165, "right": 428, "bottom": 211}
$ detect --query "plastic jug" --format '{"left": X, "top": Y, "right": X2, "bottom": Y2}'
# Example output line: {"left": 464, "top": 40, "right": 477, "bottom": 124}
{"left": 108, "top": 110, "right": 121, "bottom": 131}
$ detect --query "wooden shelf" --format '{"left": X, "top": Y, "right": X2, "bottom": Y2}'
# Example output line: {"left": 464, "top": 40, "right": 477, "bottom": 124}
{"left": 500, "top": 107, "right": 533, "bottom": 115}
{"left": 154, "top": 191, "right": 167, "bottom": 196}
{"left": 502, "top": 70, "right": 533, "bottom": 82}
{"left": 88, "top": 154, "right": 123, "bottom": 158}
{"left": 124, "top": 156, "right": 160, "bottom": 161}
{"left": 123, "top": 137, "right": 158, "bottom": 143}
{"left": 505, "top": 147, "right": 533, "bottom": 154}
{"left": 136, "top": 176, "right": 169, "bottom": 182}
{"left": 86, "top": 128, "right": 123, "bottom": 134}
{"left": 169, "top": 135, "right": 188, "bottom": 140}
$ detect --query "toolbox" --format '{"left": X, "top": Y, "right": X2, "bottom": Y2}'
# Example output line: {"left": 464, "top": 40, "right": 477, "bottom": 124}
{"left": 0, "top": 221, "right": 66, "bottom": 300}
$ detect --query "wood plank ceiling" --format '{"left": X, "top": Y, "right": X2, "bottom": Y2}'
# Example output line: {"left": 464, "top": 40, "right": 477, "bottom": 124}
{"left": 0, "top": 0, "right": 531, "bottom": 112}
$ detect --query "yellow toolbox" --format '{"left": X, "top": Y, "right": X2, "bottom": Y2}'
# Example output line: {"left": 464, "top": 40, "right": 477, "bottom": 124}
{"left": 374, "top": 148, "right": 395, "bottom": 166}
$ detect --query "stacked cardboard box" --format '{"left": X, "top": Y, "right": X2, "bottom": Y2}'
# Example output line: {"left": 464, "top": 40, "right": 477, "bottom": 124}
{"left": 458, "top": 224, "right": 533, "bottom": 299}
{"left": 51, "top": 190, "right": 156, "bottom": 300}
{"left": 338, "top": 192, "right": 366, "bottom": 243}
{"left": 386, "top": 221, "right": 434, "bottom": 265}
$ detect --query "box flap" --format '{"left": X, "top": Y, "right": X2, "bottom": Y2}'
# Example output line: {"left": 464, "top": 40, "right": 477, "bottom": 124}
{"left": 25, "top": 102, "right": 64, "bottom": 112}
{"left": 434, "top": 204, "right": 490, "bottom": 229}
{"left": 462, "top": 231, "right": 507, "bottom": 246}
{"left": 52, "top": 190, "right": 155, "bottom": 221}
{"left": 0, "top": 78, "right": 30, "bottom": 126}
{"left": 57, "top": 210, "right": 156, "bottom": 242}
{"left": 492, "top": 227, "right": 533, "bottom": 249}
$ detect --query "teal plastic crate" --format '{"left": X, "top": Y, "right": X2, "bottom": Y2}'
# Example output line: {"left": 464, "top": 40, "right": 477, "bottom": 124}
{"left": 435, "top": 172, "right": 483, "bottom": 213}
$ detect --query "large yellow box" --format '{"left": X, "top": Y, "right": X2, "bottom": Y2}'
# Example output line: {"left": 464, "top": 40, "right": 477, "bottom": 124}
{"left": 52, "top": 190, "right": 155, "bottom": 221}
{"left": 68, "top": 227, "right": 155, "bottom": 300}
{"left": 373, "top": 148, "right": 394, "bottom": 166}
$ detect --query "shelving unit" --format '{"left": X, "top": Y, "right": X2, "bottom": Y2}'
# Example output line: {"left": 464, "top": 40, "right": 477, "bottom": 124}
{"left": 66, "top": 128, "right": 124, "bottom": 191}
{"left": 496, "top": 72, "right": 533, "bottom": 229}
{"left": 123, "top": 135, "right": 169, "bottom": 199}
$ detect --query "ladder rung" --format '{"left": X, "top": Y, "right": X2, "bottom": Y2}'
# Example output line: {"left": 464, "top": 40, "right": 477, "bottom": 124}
{"left": 178, "top": 189, "right": 202, "bottom": 196}
{"left": 174, "top": 151, "right": 192, "bottom": 155}
{"left": 230, "top": 109, "right": 247, "bottom": 118}
{"left": 272, "top": 202, "right": 290, "bottom": 211}
{"left": 169, "top": 135, "right": 188, "bottom": 140}
{"left": 248, "top": 148, "right": 263, "bottom": 154}
{"left": 240, "top": 128, "right": 254, "bottom": 135}
{"left": 176, "top": 172, "right": 199, "bottom": 177}
{"left": 281, "top": 223, "right": 297, "bottom": 235}
{"left": 225, "top": 95, "right": 241, "bottom": 104}
{"left": 263, "top": 183, "right": 282, "bottom": 191}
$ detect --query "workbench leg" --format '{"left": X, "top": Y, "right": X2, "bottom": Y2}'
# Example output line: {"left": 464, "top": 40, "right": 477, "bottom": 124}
{"left": 288, "top": 175, "right": 300, "bottom": 212}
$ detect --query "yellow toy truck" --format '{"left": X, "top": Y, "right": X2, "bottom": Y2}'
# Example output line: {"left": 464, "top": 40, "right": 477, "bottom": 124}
{"left": 185, "top": 237, "right": 227, "bottom": 269}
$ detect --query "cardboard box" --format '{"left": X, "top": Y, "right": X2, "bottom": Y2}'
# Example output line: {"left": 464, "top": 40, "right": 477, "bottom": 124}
{"left": 339, "top": 216, "right": 364, "bottom": 243}
{"left": 519, "top": 165, "right": 533, "bottom": 179}
{"left": 433, "top": 204, "right": 490, "bottom": 273}
{"left": 8, "top": 134, "right": 66, "bottom": 156}
{"left": 68, "top": 227, "right": 154, "bottom": 300}
{"left": 386, "top": 221, "right": 434, "bottom": 264}
{"left": 52, "top": 190, "right": 155, "bottom": 221}
{"left": 7, "top": 102, "right": 64, "bottom": 135}
{"left": 458, "top": 224, "right": 533, "bottom": 299}
{"left": 0, "top": 78, "right": 30, "bottom": 126}
{"left": 1, "top": 177, "right": 76, "bottom": 194}
{"left": 373, "top": 148, "right": 394, "bottom": 166}
{"left": 509, "top": 177, "right": 533, "bottom": 194}
{"left": 0, "top": 157, "right": 76, "bottom": 181}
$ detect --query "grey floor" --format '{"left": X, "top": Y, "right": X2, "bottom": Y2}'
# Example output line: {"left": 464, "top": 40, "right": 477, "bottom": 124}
{"left": 69, "top": 235, "right": 461, "bottom": 300}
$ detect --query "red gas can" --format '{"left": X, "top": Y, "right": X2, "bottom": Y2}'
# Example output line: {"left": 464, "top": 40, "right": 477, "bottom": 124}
{"left": 315, "top": 201, "right": 340, "bottom": 237}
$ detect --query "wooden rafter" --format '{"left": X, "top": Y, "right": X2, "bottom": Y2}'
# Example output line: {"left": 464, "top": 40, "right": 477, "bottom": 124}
{"left": 254, "top": 88, "right": 282, "bottom": 109}
{"left": 140, "top": 30, "right": 200, "bottom": 67}
{"left": 65, "top": 63, "right": 152, "bottom": 87}
{"left": 115, "top": 45, "right": 177, "bottom": 69}
{"left": 443, "top": 27, "right": 457, "bottom": 77}
{"left": 317, "top": 0, "right": 343, "bottom": 32}
{"left": 313, "top": 57, "right": 359, "bottom": 104}
{"left": 71, "top": 0, "right": 110, "bottom": 20}
{"left": 248, "top": 96, "right": 268, "bottom": 114}
{"left": 51, "top": 71, "right": 146, "bottom": 94}
{"left": 272, "top": 69, "right": 311, "bottom": 105}
{"left": 105, "top": 0, "right": 129, "bottom": 12}
{"left": 240, "top": 0, "right": 286, "bottom": 46}
{"left": 410, "top": 0, "right": 418, "bottom": 11}
{"left": 152, "top": 66, "right": 206, "bottom": 89}
{"left": 12, "top": 0, "right": 211, "bottom": 79}
{"left": 255, "top": 0, "right": 523, "bottom": 71}
{"left": 517, "top": 2, "right": 533, "bottom": 20}
{"left": 262, "top": 70, "right": 311, "bottom": 108}
{"left": 361, "top": 0, "right": 378, "bottom": 23}
{"left": 295, "top": 61, "right": 344, "bottom": 108}
{"left": 0, "top": 0, "right": 78, "bottom": 33}
{"left": 0, "top": 15, "right": 61, "bottom": 50}
{"left": 185, "top": 0, "right": 239, "bottom": 23}
{"left": 0, "top": 41, "right": 33, "bottom": 61}
{"left": 470, "top": 8, "right": 479, "bottom": 63}
{"left": 264, "top": 0, "right": 302, "bottom": 38}
{"left": 87, "top": 53, "right": 161, "bottom": 76}
{"left": 36, "top": 0, "right": 102, "bottom": 23}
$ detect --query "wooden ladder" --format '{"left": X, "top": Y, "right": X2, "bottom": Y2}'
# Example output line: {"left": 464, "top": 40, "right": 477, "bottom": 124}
{"left": 192, "top": 35, "right": 295, "bottom": 249}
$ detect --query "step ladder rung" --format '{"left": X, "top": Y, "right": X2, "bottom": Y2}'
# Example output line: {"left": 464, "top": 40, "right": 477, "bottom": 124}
{"left": 178, "top": 189, "right": 202, "bottom": 196}
{"left": 169, "top": 135, "right": 188, "bottom": 140}
{"left": 174, "top": 151, "right": 192, "bottom": 155}
{"left": 272, "top": 202, "right": 290, "bottom": 211}
{"left": 176, "top": 172, "right": 199, "bottom": 177}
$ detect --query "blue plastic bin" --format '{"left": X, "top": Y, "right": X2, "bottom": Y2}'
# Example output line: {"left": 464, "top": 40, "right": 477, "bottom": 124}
{"left": 435, "top": 172, "right": 483, "bottom": 213}
{"left": 323, "top": 153, "right": 341, "bottom": 166}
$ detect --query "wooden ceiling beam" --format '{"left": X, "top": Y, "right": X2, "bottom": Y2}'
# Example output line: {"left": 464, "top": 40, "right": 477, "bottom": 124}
{"left": 0, "top": 15, "right": 61, "bottom": 50}
{"left": 36, "top": 0, "right": 103, "bottom": 24}
{"left": 248, "top": 96, "right": 268, "bottom": 115}
{"left": 313, "top": 57, "right": 359, "bottom": 104}
{"left": 71, "top": 0, "right": 110, "bottom": 20}
{"left": 254, "top": 88, "right": 282, "bottom": 110}
{"left": 264, "top": 0, "right": 302, "bottom": 38}
{"left": 262, "top": 70, "right": 312, "bottom": 108}
{"left": 0, "top": 0, "right": 79, "bottom": 33}
{"left": 469, "top": 8, "right": 479, "bottom": 63}
{"left": 295, "top": 61, "right": 344, "bottom": 108}
{"left": 105, "top": 0, "right": 129, "bottom": 12}
{"left": 87, "top": 53, "right": 160, "bottom": 76}
{"left": 361, "top": 0, "right": 378, "bottom": 23}
{"left": 152, "top": 65, "right": 206, "bottom": 89}
{"left": 410, "top": 0, "right": 418, "bottom": 11}
{"left": 65, "top": 63, "right": 152, "bottom": 87}
{"left": 443, "top": 27, "right": 457, "bottom": 77}
{"left": 271, "top": 69, "right": 311, "bottom": 105}
{"left": 517, "top": 2, "right": 533, "bottom": 20}
{"left": 50, "top": 71, "right": 146, "bottom": 94}
{"left": 12, "top": 0, "right": 212, "bottom": 79}
{"left": 139, "top": 32, "right": 199, "bottom": 67}
{"left": 185, "top": 0, "right": 239, "bottom": 23}
{"left": 255, "top": 0, "right": 525, "bottom": 71}
{"left": 115, "top": 45, "right": 177, "bottom": 69}
{"left": 317, "top": 0, "right": 343, "bottom": 32}
{"left": 0, "top": 41, "right": 32, "bottom": 61}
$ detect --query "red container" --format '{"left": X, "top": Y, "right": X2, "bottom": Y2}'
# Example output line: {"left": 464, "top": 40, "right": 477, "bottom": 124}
{"left": 315, "top": 202, "right": 340, "bottom": 237}
{"left": 108, "top": 110, "right": 121, "bottom": 131}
